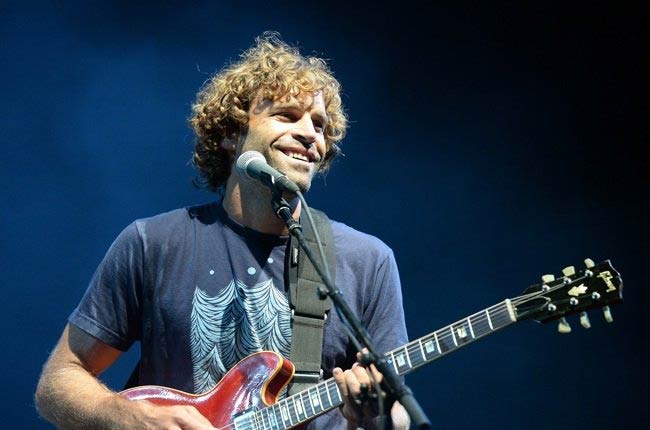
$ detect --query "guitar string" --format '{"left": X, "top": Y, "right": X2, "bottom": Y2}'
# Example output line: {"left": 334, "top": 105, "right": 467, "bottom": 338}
{"left": 206, "top": 279, "right": 593, "bottom": 430}
{"left": 394, "top": 276, "right": 597, "bottom": 373}
{"left": 395, "top": 279, "right": 587, "bottom": 364}
{"left": 216, "top": 303, "right": 527, "bottom": 429}
{"left": 214, "top": 379, "right": 342, "bottom": 430}
{"left": 219, "top": 305, "right": 514, "bottom": 430}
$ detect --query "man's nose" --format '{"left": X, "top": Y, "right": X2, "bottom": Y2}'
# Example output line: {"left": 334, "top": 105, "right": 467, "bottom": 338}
{"left": 292, "top": 115, "right": 318, "bottom": 146}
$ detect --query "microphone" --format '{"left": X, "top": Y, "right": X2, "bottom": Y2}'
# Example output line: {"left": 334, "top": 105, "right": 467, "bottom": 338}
{"left": 236, "top": 151, "right": 300, "bottom": 193}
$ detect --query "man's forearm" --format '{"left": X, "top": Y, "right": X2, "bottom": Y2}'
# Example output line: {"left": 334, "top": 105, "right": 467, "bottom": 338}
{"left": 35, "top": 361, "right": 140, "bottom": 430}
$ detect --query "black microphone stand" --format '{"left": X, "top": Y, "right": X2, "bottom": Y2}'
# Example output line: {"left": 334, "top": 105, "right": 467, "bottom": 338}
{"left": 271, "top": 191, "right": 431, "bottom": 429}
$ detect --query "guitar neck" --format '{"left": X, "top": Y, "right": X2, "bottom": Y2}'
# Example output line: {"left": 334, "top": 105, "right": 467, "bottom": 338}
{"left": 386, "top": 299, "right": 517, "bottom": 376}
{"left": 238, "top": 299, "right": 518, "bottom": 430}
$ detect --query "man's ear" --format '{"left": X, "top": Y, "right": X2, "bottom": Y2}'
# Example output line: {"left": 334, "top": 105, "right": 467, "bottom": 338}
{"left": 220, "top": 138, "right": 237, "bottom": 153}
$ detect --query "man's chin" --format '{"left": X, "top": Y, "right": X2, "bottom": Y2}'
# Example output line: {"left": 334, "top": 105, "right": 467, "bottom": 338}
{"left": 293, "top": 179, "right": 312, "bottom": 194}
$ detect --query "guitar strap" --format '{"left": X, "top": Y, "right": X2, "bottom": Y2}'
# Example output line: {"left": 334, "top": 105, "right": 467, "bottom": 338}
{"left": 286, "top": 208, "right": 334, "bottom": 396}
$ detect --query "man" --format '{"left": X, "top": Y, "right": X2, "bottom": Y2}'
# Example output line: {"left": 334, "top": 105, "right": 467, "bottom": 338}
{"left": 35, "top": 33, "right": 409, "bottom": 429}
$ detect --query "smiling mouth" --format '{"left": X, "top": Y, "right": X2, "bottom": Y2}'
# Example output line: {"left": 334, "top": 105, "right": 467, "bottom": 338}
{"left": 279, "top": 149, "right": 315, "bottom": 163}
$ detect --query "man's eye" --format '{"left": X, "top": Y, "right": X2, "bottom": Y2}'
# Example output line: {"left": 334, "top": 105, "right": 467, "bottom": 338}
{"left": 275, "top": 112, "right": 293, "bottom": 120}
{"left": 314, "top": 124, "right": 325, "bottom": 133}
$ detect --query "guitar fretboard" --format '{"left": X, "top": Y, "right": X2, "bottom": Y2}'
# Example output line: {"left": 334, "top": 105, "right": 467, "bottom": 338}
{"left": 234, "top": 300, "right": 516, "bottom": 430}
{"left": 385, "top": 300, "right": 515, "bottom": 376}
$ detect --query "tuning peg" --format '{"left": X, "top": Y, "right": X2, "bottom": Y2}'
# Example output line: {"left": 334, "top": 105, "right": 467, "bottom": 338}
{"left": 603, "top": 306, "right": 614, "bottom": 323}
{"left": 579, "top": 312, "right": 591, "bottom": 329}
{"left": 584, "top": 258, "right": 595, "bottom": 268}
{"left": 542, "top": 274, "right": 555, "bottom": 283}
{"left": 557, "top": 317, "right": 572, "bottom": 334}
{"left": 562, "top": 266, "right": 576, "bottom": 276}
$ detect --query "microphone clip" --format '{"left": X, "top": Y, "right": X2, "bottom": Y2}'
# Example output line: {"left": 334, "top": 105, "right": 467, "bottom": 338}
{"left": 271, "top": 191, "right": 302, "bottom": 234}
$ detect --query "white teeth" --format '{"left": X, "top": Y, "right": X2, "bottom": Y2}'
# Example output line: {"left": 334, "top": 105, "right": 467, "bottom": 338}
{"left": 287, "top": 151, "right": 309, "bottom": 162}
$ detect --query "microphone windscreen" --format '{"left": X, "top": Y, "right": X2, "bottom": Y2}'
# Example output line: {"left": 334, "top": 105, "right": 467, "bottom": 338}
{"left": 236, "top": 151, "right": 265, "bottom": 180}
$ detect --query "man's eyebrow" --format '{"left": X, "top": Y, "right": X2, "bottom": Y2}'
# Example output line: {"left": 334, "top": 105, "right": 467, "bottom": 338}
{"left": 270, "top": 100, "right": 329, "bottom": 122}
{"left": 271, "top": 100, "right": 303, "bottom": 111}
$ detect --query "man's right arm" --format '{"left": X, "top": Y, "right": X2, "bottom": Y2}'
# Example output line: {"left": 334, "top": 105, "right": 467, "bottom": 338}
{"left": 35, "top": 323, "right": 215, "bottom": 430}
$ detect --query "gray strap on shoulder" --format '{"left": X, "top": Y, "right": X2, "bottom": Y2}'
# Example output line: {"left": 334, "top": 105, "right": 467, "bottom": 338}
{"left": 287, "top": 208, "right": 335, "bottom": 395}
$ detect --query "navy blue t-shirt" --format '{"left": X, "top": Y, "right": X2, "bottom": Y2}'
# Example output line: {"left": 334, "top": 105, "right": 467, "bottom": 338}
{"left": 70, "top": 201, "right": 408, "bottom": 428}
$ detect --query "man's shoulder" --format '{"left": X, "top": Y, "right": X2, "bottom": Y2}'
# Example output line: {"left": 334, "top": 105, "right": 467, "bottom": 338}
{"left": 132, "top": 201, "right": 221, "bottom": 239}
{"left": 328, "top": 217, "right": 393, "bottom": 261}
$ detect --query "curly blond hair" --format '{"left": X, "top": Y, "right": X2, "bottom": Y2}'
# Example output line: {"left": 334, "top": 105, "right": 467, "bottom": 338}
{"left": 189, "top": 32, "right": 347, "bottom": 191}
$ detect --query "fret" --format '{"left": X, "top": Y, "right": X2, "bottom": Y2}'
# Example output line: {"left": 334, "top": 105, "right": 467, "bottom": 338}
{"left": 258, "top": 408, "right": 266, "bottom": 429}
{"left": 233, "top": 412, "right": 251, "bottom": 430}
{"left": 407, "top": 341, "right": 426, "bottom": 369}
{"left": 471, "top": 311, "right": 492, "bottom": 338}
{"left": 308, "top": 385, "right": 323, "bottom": 413}
{"left": 250, "top": 411, "right": 264, "bottom": 429}
{"left": 252, "top": 410, "right": 261, "bottom": 430}
{"left": 418, "top": 338, "right": 426, "bottom": 361}
{"left": 434, "top": 331, "right": 441, "bottom": 353}
{"left": 326, "top": 382, "right": 342, "bottom": 410}
{"left": 487, "top": 306, "right": 502, "bottom": 328}
{"left": 451, "top": 319, "right": 473, "bottom": 346}
{"left": 390, "top": 347, "right": 411, "bottom": 374}
{"left": 301, "top": 390, "right": 315, "bottom": 419}
{"left": 324, "top": 381, "right": 334, "bottom": 408}
{"left": 450, "top": 325, "right": 458, "bottom": 346}
{"left": 437, "top": 327, "right": 455, "bottom": 353}
{"left": 288, "top": 396, "right": 299, "bottom": 424}
{"left": 315, "top": 384, "right": 326, "bottom": 410}
{"left": 486, "top": 308, "right": 494, "bottom": 329}
{"left": 306, "top": 387, "right": 316, "bottom": 413}
{"left": 280, "top": 402, "right": 291, "bottom": 427}
{"left": 388, "top": 350, "right": 399, "bottom": 373}
{"left": 293, "top": 395, "right": 304, "bottom": 421}
{"left": 404, "top": 347, "right": 412, "bottom": 368}
{"left": 436, "top": 326, "right": 457, "bottom": 354}
{"left": 421, "top": 335, "right": 438, "bottom": 361}
{"left": 268, "top": 404, "right": 281, "bottom": 430}
{"left": 467, "top": 317, "right": 475, "bottom": 338}
{"left": 488, "top": 303, "right": 512, "bottom": 329}
{"left": 284, "top": 399, "right": 296, "bottom": 425}
{"left": 330, "top": 381, "right": 343, "bottom": 405}
{"left": 317, "top": 383, "right": 331, "bottom": 409}
{"left": 263, "top": 406, "right": 277, "bottom": 430}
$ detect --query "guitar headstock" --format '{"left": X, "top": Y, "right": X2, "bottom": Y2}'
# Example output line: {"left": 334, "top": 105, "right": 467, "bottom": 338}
{"left": 512, "top": 259, "right": 623, "bottom": 331}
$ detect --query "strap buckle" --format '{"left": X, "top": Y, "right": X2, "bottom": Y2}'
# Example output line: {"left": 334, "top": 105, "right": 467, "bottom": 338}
{"left": 292, "top": 369, "right": 324, "bottom": 386}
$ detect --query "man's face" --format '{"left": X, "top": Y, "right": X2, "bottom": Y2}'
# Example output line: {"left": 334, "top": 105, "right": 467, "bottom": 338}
{"left": 231, "top": 91, "right": 328, "bottom": 192}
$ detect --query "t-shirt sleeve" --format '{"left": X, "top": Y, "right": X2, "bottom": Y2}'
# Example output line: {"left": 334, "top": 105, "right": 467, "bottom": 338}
{"left": 363, "top": 248, "right": 408, "bottom": 354}
{"left": 68, "top": 222, "right": 143, "bottom": 351}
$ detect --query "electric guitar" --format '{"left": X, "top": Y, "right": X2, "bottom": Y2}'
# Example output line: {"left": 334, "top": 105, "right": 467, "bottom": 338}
{"left": 122, "top": 259, "right": 623, "bottom": 429}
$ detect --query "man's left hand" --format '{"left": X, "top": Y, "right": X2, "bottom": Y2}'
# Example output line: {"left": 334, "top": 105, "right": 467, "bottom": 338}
{"left": 332, "top": 357, "right": 410, "bottom": 429}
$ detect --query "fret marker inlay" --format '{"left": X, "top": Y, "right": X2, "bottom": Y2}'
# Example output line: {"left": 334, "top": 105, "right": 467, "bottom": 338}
{"left": 396, "top": 353, "right": 406, "bottom": 367}
{"left": 456, "top": 326, "right": 467, "bottom": 339}
{"left": 295, "top": 397, "right": 304, "bottom": 416}
{"left": 418, "top": 339, "right": 426, "bottom": 360}
{"left": 280, "top": 405, "right": 288, "bottom": 423}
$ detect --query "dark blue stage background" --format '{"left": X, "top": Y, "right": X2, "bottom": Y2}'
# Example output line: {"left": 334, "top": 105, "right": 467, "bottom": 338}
{"left": 2, "top": 2, "right": 647, "bottom": 429}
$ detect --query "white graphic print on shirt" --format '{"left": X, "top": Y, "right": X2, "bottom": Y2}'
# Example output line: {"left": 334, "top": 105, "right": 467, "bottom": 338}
{"left": 190, "top": 278, "right": 291, "bottom": 392}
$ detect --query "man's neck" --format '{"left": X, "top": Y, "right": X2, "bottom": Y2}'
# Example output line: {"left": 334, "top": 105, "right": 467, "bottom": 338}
{"left": 221, "top": 178, "right": 301, "bottom": 236}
